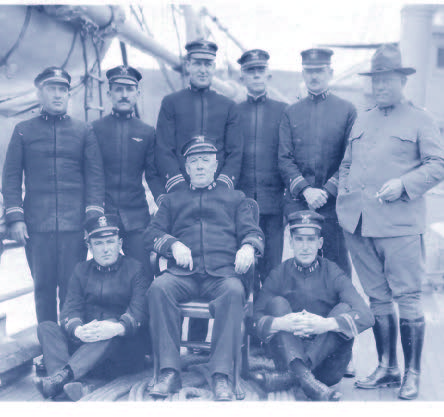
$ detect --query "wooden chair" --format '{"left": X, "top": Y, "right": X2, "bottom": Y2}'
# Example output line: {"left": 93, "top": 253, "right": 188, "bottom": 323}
{"left": 150, "top": 199, "right": 259, "bottom": 400}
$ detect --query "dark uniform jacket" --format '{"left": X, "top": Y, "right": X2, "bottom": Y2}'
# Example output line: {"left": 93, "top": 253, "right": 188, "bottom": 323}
{"left": 156, "top": 86, "right": 242, "bottom": 192}
{"left": 254, "top": 257, "right": 374, "bottom": 342}
{"left": 337, "top": 101, "right": 444, "bottom": 237}
{"left": 236, "top": 94, "right": 286, "bottom": 214}
{"left": 92, "top": 112, "right": 164, "bottom": 231}
{"left": 61, "top": 255, "right": 149, "bottom": 341}
{"left": 144, "top": 183, "right": 265, "bottom": 285}
{"left": 279, "top": 92, "right": 356, "bottom": 217}
{"left": 2, "top": 113, "right": 105, "bottom": 232}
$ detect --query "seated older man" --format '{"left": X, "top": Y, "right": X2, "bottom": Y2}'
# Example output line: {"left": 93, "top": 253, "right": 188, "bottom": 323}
{"left": 252, "top": 211, "right": 374, "bottom": 401}
{"left": 33, "top": 214, "right": 149, "bottom": 400}
{"left": 145, "top": 136, "right": 264, "bottom": 401}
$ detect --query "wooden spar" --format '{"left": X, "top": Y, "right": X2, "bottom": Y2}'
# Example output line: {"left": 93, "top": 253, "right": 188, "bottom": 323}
{"left": 80, "top": 6, "right": 240, "bottom": 99}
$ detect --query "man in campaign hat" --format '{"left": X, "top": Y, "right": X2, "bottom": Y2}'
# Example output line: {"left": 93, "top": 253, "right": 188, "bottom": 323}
{"left": 279, "top": 48, "right": 356, "bottom": 280}
{"left": 156, "top": 39, "right": 243, "bottom": 343}
{"left": 145, "top": 136, "right": 264, "bottom": 401}
{"left": 337, "top": 44, "right": 444, "bottom": 400}
{"left": 2, "top": 66, "right": 105, "bottom": 324}
{"left": 236, "top": 49, "right": 286, "bottom": 288}
{"left": 34, "top": 214, "right": 150, "bottom": 401}
{"left": 92, "top": 65, "right": 163, "bottom": 284}
{"left": 252, "top": 210, "right": 373, "bottom": 401}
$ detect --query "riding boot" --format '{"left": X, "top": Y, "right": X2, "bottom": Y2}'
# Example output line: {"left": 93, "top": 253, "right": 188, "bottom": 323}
{"left": 355, "top": 313, "right": 401, "bottom": 389}
{"left": 249, "top": 370, "right": 299, "bottom": 392}
{"left": 398, "top": 317, "right": 425, "bottom": 400}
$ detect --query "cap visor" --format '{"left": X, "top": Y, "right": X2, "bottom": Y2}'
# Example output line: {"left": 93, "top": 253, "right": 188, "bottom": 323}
{"left": 302, "top": 64, "right": 330, "bottom": 69}
{"left": 188, "top": 53, "right": 216, "bottom": 60}
{"left": 40, "top": 77, "right": 70, "bottom": 86}
{"left": 88, "top": 227, "right": 119, "bottom": 238}
{"left": 242, "top": 63, "right": 268, "bottom": 70}
{"left": 109, "top": 77, "right": 138, "bottom": 86}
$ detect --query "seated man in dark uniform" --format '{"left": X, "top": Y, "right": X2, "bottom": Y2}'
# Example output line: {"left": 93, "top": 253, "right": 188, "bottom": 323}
{"left": 33, "top": 215, "right": 149, "bottom": 401}
{"left": 145, "top": 137, "right": 264, "bottom": 401}
{"left": 252, "top": 211, "right": 374, "bottom": 401}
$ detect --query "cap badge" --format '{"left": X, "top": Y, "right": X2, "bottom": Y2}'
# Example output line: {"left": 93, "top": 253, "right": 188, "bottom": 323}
{"left": 195, "top": 136, "right": 205, "bottom": 143}
{"left": 250, "top": 51, "right": 259, "bottom": 60}
{"left": 120, "top": 67, "right": 128, "bottom": 75}
{"left": 301, "top": 214, "right": 311, "bottom": 224}
{"left": 53, "top": 69, "right": 63, "bottom": 77}
{"left": 98, "top": 216, "right": 107, "bottom": 227}
{"left": 310, "top": 50, "right": 317, "bottom": 59}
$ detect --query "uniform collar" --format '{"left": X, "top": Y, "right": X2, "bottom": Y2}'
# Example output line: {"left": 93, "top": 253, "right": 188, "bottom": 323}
{"left": 377, "top": 99, "right": 405, "bottom": 117}
{"left": 294, "top": 258, "right": 319, "bottom": 273}
{"left": 308, "top": 90, "right": 329, "bottom": 101}
{"left": 247, "top": 91, "right": 267, "bottom": 103}
{"left": 189, "top": 83, "right": 211, "bottom": 93}
{"left": 40, "top": 110, "right": 68, "bottom": 121}
{"left": 92, "top": 254, "right": 123, "bottom": 272}
{"left": 190, "top": 181, "right": 217, "bottom": 191}
{"left": 111, "top": 109, "right": 135, "bottom": 119}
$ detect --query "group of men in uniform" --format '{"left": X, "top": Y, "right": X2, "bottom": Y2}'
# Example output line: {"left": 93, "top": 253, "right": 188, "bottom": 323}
{"left": 1, "top": 37, "right": 443, "bottom": 402}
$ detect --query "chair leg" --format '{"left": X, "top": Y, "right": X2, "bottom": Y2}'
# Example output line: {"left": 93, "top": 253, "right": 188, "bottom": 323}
{"left": 233, "top": 322, "right": 246, "bottom": 400}
{"left": 149, "top": 342, "right": 159, "bottom": 388}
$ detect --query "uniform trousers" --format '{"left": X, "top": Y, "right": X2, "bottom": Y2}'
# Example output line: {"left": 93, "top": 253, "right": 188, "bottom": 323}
{"left": 344, "top": 228, "right": 424, "bottom": 320}
{"left": 283, "top": 196, "right": 351, "bottom": 278}
{"left": 37, "top": 321, "right": 146, "bottom": 380}
{"left": 257, "top": 213, "right": 284, "bottom": 284}
{"left": 25, "top": 232, "right": 87, "bottom": 323}
{"left": 265, "top": 297, "right": 354, "bottom": 386}
{"left": 148, "top": 272, "right": 245, "bottom": 378}
{"left": 120, "top": 229, "right": 154, "bottom": 285}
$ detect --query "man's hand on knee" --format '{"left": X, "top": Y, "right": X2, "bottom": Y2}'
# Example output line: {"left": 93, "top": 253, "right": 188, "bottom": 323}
{"left": 234, "top": 244, "right": 255, "bottom": 274}
{"left": 171, "top": 241, "right": 193, "bottom": 270}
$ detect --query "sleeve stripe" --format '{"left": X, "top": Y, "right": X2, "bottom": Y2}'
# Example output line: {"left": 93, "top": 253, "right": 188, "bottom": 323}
{"left": 289, "top": 176, "right": 305, "bottom": 194}
{"left": 340, "top": 313, "right": 359, "bottom": 338}
{"left": 85, "top": 205, "right": 104, "bottom": 213}
{"left": 218, "top": 174, "right": 234, "bottom": 189}
{"left": 153, "top": 234, "right": 174, "bottom": 252}
{"left": 166, "top": 174, "right": 185, "bottom": 192}
{"left": 121, "top": 312, "right": 137, "bottom": 328}
{"left": 6, "top": 207, "right": 24, "bottom": 214}
{"left": 327, "top": 177, "right": 339, "bottom": 187}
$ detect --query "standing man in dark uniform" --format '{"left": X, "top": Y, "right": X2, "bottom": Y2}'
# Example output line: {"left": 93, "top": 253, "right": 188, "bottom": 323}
{"left": 236, "top": 49, "right": 286, "bottom": 286}
{"left": 252, "top": 211, "right": 374, "bottom": 401}
{"left": 2, "top": 67, "right": 105, "bottom": 323}
{"left": 34, "top": 215, "right": 149, "bottom": 400}
{"left": 156, "top": 39, "right": 242, "bottom": 195}
{"left": 92, "top": 65, "right": 163, "bottom": 282}
{"left": 156, "top": 39, "right": 242, "bottom": 341}
{"left": 145, "top": 137, "right": 264, "bottom": 401}
{"left": 337, "top": 44, "right": 444, "bottom": 400}
{"left": 279, "top": 48, "right": 356, "bottom": 277}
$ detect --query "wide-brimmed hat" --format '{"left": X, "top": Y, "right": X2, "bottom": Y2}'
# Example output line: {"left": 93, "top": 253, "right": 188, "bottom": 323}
{"left": 359, "top": 44, "right": 416, "bottom": 76}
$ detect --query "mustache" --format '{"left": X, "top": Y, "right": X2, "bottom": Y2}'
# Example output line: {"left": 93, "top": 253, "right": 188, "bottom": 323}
{"left": 118, "top": 98, "right": 130, "bottom": 103}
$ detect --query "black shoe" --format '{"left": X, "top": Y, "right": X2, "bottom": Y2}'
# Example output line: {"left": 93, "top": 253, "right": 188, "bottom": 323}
{"left": 150, "top": 368, "right": 182, "bottom": 398}
{"left": 355, "top": 365, "right": 401, "bottom": 389}
{"left": 33, "top": 367, "right": 73, "bottom": 399}
{"left": 212, "top": 373, "right": 233, "bottom": 401}
{"left": 398, "top": 317, "right": 425, "bottom": 400}
{"left": 297, "top": 369, "right": 341, "bottom": 401}
{"left": 249, "top": 370, "right": 298, "bottom": 392}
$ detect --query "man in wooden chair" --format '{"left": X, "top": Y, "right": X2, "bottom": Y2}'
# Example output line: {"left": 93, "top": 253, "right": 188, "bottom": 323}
{"left": 252, "top": 211, "right": 374, "bottom": 401}
{"left": 145, "top": 136, "right": 264, "bottom": 401}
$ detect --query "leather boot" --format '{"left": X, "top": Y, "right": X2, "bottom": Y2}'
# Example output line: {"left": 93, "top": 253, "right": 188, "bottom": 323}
{"left": 355, "top": 313, "right": 401, "bottom": 389}
{"left": 398, "top": 317, "right": 425, "bottom": 400}
{"left": 34, "top": 366, "right": 74, "bottom": 399}
{"left": 249, "top": 370, "right": 299, "bottom": 392}
{"left": 212, "top": 373, "right": 233, "bottom": 401}
{"left": 150, "top": 368, "right": 182, "bottom": 398}
{"left": 290, "top": 359, "right": 341, "bottom": 401}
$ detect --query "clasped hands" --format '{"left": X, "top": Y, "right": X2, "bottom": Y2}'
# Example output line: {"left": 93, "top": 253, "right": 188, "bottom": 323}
{"left": 74, "top": 319, "right": 125, "bottom": 343}
{"left": 302, "top": 187, "right": 328, "bottom": 210}
{"left": 171, "top": 241, "right": 255, "bottom": 274}
{"left": 272, "top": 310, "right": 338, "bottom": 337}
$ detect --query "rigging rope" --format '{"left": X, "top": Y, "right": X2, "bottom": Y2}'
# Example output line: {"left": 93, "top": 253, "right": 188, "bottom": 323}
{"left": 171, "top": 5, "right": 187, "bottom": 88}
{"left": 0, "top": 6, "right": 32, "bottom": 67}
